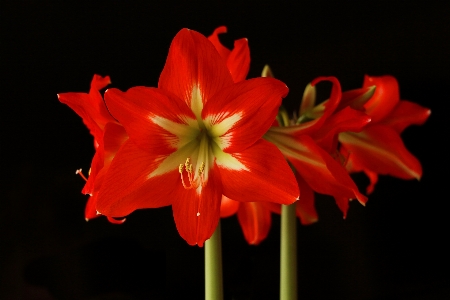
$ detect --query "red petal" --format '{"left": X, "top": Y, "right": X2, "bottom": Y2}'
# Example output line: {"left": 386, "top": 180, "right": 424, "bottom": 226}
{"left": 381, "top": 100, "right": 431, "bottom": 133}
{"left": 312, "top": 106, "right": 371, "bottom": 153}
{"left": 96, "top": 139, "right": 173, "bottom": 217}
{"left": 218, "top": 139, "right": 299, "bottom": 205}
{"left": 82, "top": 148, "right": 104, "bottom": 195}
{"left": 265, "top": 131, "right": 366, "bottom": 216}
{"left": 336, "top": 86, "right": 376, "bottom": 112}
{"left": 364, "top": 169, "right": 379, "bottom": 194}
{"left": 57, "top": 92, "right": 103, "bottom": 140}
{"left": 294, "top": 173, "right": 318, "bottom": 225}
{"left": 158, "top": 28, "right": 233, "bottom": 109}
{"left": 107, "top": 216, "right": 126, "bottom": 224}
{"left": 104, "top": 87, "right": 196, "bottom": 155}
{"left": 220, "top": 195, "right": 240, "bottom": 218}
{"left": 102, "top": 123, "right": 129, "bottom": 169}
{"left": 90, "top": 74, "right": 111, "bottom": 91}
{"left": 339, "top": 125, "right": 423, "bottom": 180}
{"left": 269, "top": 76, "right": 342, "bottom": 137}
{"left": 237, "top": 202, "right": 272, "bottom": 245}
{"left": 85, "top": 194, "right": 99, "bottom": 221}
{"left": 363, "top": 75, "right": 400, "bottom": 123}
{"left": 207, "top": 26, "right": 230, "bottom": 60}
{"left": 203, "top": 77, "right": 288, "bottom": 154}
{"left": 227, "top": 38, "right": 250, "bottom": 82}
{"left": 171, "top": 164, "right": 223, "bottom": 246}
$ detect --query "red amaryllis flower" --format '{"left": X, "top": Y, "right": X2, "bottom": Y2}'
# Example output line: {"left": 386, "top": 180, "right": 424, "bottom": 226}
{"left": 58, "top": 75, "right": 128, "bottom": 223}
{"left": 208, "top": 26, "right": 250, "bottom": 83}
{"left": 339, "top": 75, "right": 431, "bottom": 194}
{"left": 264, "top": 75, "right": 370, "bottom": 220}
{"left": 96, "top": 29, "right": 299, "bottom": 246}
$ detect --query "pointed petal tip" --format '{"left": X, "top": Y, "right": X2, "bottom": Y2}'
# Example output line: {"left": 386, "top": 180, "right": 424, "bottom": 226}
{"left": 85, "top": 218, "right": 89, "bottom": 222}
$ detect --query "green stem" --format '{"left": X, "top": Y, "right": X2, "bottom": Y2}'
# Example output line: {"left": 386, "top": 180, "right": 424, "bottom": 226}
{"left": 280, "top": 203, "right": 297, "bottom": 300}
{"left": 205, "top": 221, "right": 223, "bottom": 300}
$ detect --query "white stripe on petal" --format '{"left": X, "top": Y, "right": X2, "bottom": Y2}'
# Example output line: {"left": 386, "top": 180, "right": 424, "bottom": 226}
{"left": 212, "top": 141, "right": 248, "bottom": 171}
{"left": 149, "top": 139, "right": 200, "bottom": 178}
{"left": 205, "top": 112, "right": 242, "bottom": 137}
{"left": 264, "top": 130, "right": 325, "bottom": 168}
{"left": 150, "top": 116, "right": 199, "bottom": 148}
{"left": 191, "top": 85, "right": 203, "bottom": 122}
{"left": 205, "top": 112, "right": 242, "bottom": 150}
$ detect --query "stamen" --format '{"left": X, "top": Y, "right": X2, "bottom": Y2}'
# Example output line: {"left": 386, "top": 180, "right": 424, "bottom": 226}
{"left": 75, "top": 169, "right": 88, "bottom": 182}
{"left": 198, "top": 162, "right": 206, "bottom": 187}
{"left": 179, "top": 158, "right": 206, "bottom": 189}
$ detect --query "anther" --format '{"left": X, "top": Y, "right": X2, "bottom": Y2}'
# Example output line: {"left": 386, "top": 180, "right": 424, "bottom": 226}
{"left": 198, "top": 162, "right": 205, "bottom": 175}
{"left": 76, "top": 169, "right": 88, "bottom": 182}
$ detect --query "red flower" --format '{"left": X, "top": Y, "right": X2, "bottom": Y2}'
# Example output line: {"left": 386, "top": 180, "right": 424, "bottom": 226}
{"left": 58, "top": 75, "right": 128, "bottom": 223}
{"left": 264, "top": 75, "right": 371, "bottom": 221}
{"left": 339, "top": 75, "right": 431, "bottom": 194}
{"left": 96, "top": 29, "right": 299, "bottom": 246}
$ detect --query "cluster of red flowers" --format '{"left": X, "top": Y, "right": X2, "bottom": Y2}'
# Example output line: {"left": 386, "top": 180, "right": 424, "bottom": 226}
{"left": 58, "top": 27, "right": 430, "bottom": 246}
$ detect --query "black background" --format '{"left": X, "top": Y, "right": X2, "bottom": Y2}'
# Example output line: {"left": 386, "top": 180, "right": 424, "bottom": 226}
{"left": 2, "top": 1, "right": 449, "bottom": 299}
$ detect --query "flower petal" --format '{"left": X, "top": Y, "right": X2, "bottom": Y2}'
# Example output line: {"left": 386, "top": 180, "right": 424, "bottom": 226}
{"left": 381, "top": 100, "right": 431, "bottom": 133}
{"left": 158, "top": 28, "right": 233, "bottom": 118}
{"left": 294, "top": 173, "right": 318, "bottom": 225}
{"left": 336, "top": 85, "right": 376, "bottom": 112}
{"left": 220, "top": 195, "right": 240, "bottom": 218}
{"left": 85, "top": 194, "right": 99, "bottom": 221}
{"left": 270, "top": 76, "right": 342, "bottom": 136}
{"left": 237, "top": 202, "right": 272, "bottom": 245}
{"left": 312, "top": 106, "right": 371, "bottom": 153}
{"left": 264, "top": 131, "right": 366, "bottom": 216}
{"left": 207, "top": 26, "right": 230, "bottom": 61}
{"left": 217, "top": 139, "right": 299, "bottom": 205}
{"left": 171, "top": 164, "right": 223, "bottom": 246}
{"left": 203, "top": 77, "right": 288, "bottom": 153}
{"left": 104, "top": 87, "right": 198, "bottom": 155}
{"left": 363, "top": 75, "right": 400, "bottom": 123}
{"left": 339, "top": 125, "right": 423, "bottom": 180}
{"left": 96, "top": 139, "right": 173, "bottom": 217}
{"left": 102, "top": 123, "right": 129, "bottom": 169}
{"left": 227, "top": 38, "right": 250, "bottom": 82}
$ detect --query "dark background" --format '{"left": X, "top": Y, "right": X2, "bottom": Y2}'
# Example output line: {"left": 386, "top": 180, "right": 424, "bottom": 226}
{"left": 2, "top": 1, "right": 449, "bottom": 299}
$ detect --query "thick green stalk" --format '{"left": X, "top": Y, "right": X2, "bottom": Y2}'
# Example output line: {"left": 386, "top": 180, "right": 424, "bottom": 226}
{"left": 205, "top": 221, "right": 223, "bottom": 300}
{"left": 280, "top": 203, "right": 297, "bottom": 300}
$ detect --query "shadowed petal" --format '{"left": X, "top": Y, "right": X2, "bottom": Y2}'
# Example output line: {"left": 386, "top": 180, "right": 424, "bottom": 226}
{"left": 237, "top": 202, "right": 272, "bottom": 245}
{"left": 295, "top": 173, "right": 318, "bottom": 225}
{"left": 220, "top": 195, "right": 240, "bottom": 218}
